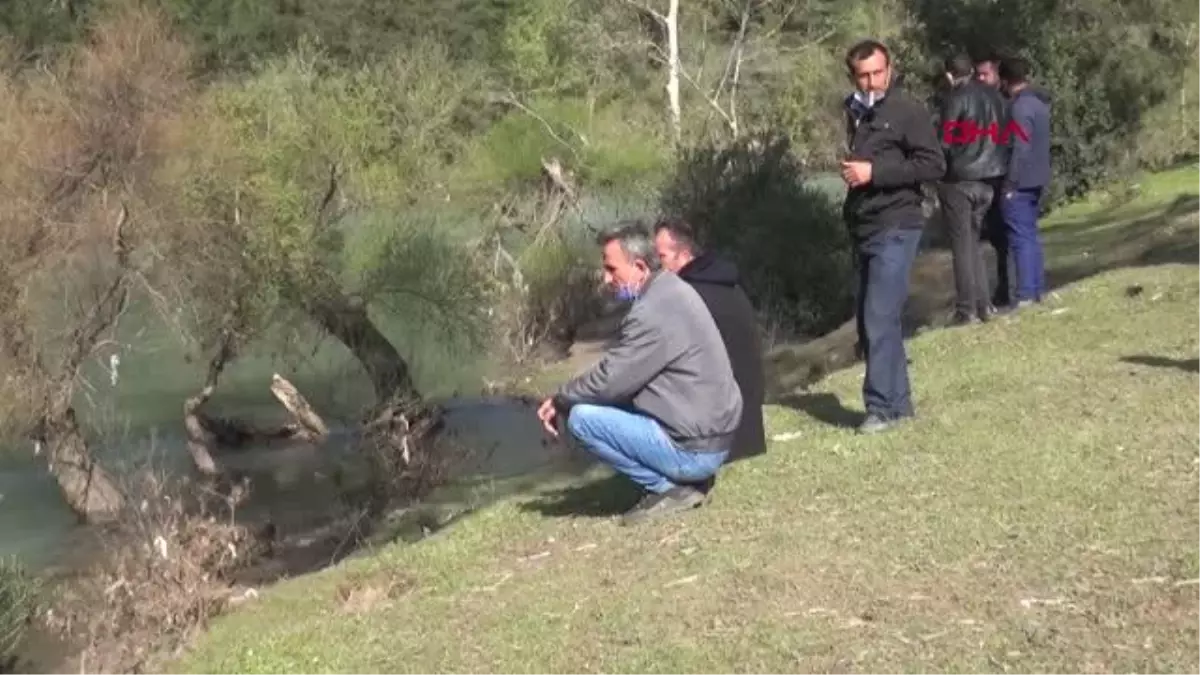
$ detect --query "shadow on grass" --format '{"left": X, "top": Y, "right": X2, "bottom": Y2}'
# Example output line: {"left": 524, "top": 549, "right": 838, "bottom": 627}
{"left": 517, "top": 473, "right": 639, "bottom": 519}
{"left": 1045, "top": 193, "right": 1200, "bottom": 284}
{"left": 1121, "top": 355, "right": 1200, "bottom": 373}
{"left": 776, "top": 392, "right": 862, "bottom": 429}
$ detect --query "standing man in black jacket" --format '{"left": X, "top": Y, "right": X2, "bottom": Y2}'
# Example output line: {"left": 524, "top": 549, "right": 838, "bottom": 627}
{"left": 840, "top": 39, "right": 946, "bottom": 435}
{"left": 973, "top": 51, "right": 1017, "bottom": 309}
{"left": 937, "top": 54, "right": 1011, "bottom": 324}
{"left": 653, "top": 217, "right": 766, "bottom": 464}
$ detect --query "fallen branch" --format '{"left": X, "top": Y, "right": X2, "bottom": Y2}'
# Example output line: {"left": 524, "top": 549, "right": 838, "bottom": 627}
{"left": 270, "top": 373, "right": 329, "bottom": 442}
{"left": 190, "top": 373, "right": 328, "bottom": 458}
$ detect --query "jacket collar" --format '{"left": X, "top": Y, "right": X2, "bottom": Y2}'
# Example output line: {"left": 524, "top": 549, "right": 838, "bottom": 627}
{"left": 844, "top": 80, "right": 901, "bottom": 122}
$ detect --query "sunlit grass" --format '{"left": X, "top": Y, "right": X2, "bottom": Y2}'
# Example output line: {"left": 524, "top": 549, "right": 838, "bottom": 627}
{"left": 173, "top": 167, "right": 1199, "bottom": 673}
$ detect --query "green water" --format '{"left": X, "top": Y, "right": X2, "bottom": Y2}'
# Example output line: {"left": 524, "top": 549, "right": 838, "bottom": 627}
{"left": 0, "top": 293, "right": 502, "bottom": 568}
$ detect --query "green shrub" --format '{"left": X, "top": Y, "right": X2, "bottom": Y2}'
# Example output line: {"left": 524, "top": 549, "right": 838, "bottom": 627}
{"left": 659, "top": 133, "right": 854, "bottom": 338}
{"left": 485, "top": 196, "right": 605, "bottom": 365}
{"left": 458, "top": 95, "right": 669, "bottom": 196}
{"left": 0, "top": 557, "right": 40, "bottom": 668}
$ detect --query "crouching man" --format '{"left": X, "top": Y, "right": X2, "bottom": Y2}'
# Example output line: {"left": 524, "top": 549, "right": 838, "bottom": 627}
{"left": 537, "top": 220, "right": 744, "bottom": 525}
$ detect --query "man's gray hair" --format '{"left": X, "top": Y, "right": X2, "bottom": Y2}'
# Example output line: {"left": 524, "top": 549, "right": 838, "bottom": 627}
{"left": 595, "top": 219, "right": 661, "bottom": 270}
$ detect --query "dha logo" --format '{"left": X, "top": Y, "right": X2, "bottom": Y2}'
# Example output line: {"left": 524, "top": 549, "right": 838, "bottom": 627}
{"left": 942, "top": 120, "right": 1030, "bottom": 145}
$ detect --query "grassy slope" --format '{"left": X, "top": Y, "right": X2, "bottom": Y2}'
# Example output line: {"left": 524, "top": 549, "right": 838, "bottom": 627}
{"left": 174, "top": 167, "right": 1199, "bottom": 674}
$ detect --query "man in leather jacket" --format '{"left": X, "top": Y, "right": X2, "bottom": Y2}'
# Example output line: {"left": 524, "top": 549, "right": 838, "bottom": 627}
{"left": 936, "top": 55, "right": 1011, "bottom": 324}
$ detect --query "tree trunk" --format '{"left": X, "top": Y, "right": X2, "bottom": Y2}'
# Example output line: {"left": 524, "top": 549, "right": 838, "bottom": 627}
{"left": 666, "top": 0, "right": 681, "bottom": 144}
{"left": 32, "top": 205, "right": 133, "bottom": 523}
{"left": 306, "top": 296, "right": 420, "bottom": 407}
{"left": 183, "top": 334, "right": 234, "bottom": 478}
{"left": 1180, "top": 23, "right": 1190, "bottom": 139}
{"left": 42, "top": 407, "right": 124, "bottom": 524}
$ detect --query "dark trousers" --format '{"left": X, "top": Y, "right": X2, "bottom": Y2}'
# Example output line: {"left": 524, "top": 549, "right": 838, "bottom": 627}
{"left": 1000, "top": 187, "right": 1046, "bottom": 302}
{"left": 982, "top": 177, "right": 1015, "bottom": 307}
{"left": 854, "top": 226, "right": 923, "bottom": 420}
{"left": 939, "top": 180, "right": 994, "bottom": 316}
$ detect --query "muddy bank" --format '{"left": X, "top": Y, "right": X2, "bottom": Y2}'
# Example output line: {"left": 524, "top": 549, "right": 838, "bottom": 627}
{"left": 765, "top": 244, "right": 968, "bottom": 399}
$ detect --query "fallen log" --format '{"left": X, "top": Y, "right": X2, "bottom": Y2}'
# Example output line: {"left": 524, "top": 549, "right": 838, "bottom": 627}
{"left": 189, "top": 373, "right": 330, "bottom": 461}
{"left": 270, "top": 373, "right": 329, "bottom": 442}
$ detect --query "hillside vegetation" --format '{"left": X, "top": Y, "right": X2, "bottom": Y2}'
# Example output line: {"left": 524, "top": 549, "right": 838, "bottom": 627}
{"left": 172, "top": 167, "right": 1199, "bottom": 673}
{"left": 0, "top": 0, "right": 1195, "bottom": 670}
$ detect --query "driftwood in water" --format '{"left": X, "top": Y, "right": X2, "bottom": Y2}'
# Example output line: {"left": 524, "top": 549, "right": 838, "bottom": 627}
{"left": 186, "top": 370, "right": 331, "bottom": 469}
{"left": 39, "top": 407, "right": 126, "bottom": 523}
{"left": 270, "top": 373, "right": 329, "bottom": 442}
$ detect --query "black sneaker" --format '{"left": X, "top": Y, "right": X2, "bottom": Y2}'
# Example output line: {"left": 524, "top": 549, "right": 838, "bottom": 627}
{"left": 949, "top": 311, "right": 981, "bottom": 327}
{"left": 685, "top": 476, "right": 716, "bottom": 504}
{"left": 620, "top": 486, "right": 706, "bottom": 526}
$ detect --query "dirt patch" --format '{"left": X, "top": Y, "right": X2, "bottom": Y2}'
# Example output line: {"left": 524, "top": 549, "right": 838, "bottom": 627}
{"left": 764, "top": 246, "right": 961, "bottom": 399}
{"left": 335, "top": 571, "right": 416, "bottom": 615}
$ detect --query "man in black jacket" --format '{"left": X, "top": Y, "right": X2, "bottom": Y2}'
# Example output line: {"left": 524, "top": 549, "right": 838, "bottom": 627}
{"left": 653, "top": 217, "right": 766, "bottom": 464}
{"left": 840, "top": 39, "right": 946, "bottom": 435}
{"left": 937, "top": 54, "right": 1011, "bottom": 324}
{"left": 973, "top": 51, "right": 1017, "bottom": 309}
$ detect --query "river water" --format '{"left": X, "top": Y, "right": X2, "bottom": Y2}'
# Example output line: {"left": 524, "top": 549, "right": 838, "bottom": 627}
{"left": 0, "top": 298, "right": 579, "bottom": 575}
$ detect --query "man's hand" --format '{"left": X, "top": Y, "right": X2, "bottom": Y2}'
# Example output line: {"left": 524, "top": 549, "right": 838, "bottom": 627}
{"left": 841, "top": 160, "right": 873, "bottom": 187}
{"left": 537, "top": 397, "right": 560, "bottom": 438}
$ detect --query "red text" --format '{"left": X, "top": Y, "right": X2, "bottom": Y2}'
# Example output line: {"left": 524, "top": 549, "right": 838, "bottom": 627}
{"left": 942, "top": 120, "right": 1030, "bottom": 145}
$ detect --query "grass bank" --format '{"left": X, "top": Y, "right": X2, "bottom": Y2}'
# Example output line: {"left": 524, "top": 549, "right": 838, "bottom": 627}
{"left": 171, "top": 167, "right": 1198, "bottom": 673}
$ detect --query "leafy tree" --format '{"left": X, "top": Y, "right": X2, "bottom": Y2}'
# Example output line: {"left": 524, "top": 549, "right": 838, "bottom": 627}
{"left": 162, "top": 41, "right": 491, "bottom": 408}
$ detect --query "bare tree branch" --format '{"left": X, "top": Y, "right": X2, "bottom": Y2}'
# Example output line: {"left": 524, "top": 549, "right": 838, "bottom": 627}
{"left": 728, "top": 3, "right": 753, "bottom": 137}
{"left": 647, "top": 45, "right": 737, "bottom": 133}
{"left": 621, "top": 0, "right": 666, "bottom": 24}
{"left": 56, "top": 204, "right": 131, "bottom": 389}
{"left": 315, "top": 163, "right": 340, "bottom": 230}
{"left": 496, "top": 92, "right": 585, "bottom": 161}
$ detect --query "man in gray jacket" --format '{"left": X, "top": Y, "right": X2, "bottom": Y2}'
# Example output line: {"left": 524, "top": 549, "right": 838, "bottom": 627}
{"left": 537, "top": 220, "right": 744, "bottom": 525}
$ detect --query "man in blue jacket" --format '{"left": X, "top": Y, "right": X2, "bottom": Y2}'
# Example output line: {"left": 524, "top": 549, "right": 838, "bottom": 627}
{"left": 999, "top": 56, "right": 1052, "bottom": 307}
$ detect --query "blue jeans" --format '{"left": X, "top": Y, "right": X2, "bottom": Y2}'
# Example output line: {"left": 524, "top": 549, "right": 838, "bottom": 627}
{"left": 1001, "top": 187, "right": 1046, "bottom": 302}
{"left": 982, "top": 177, "right": 1016, "bottom": 306}
{"left": 854, "top": 227, "right": 923, "bottom": 420}
{"left": 566, "top": 404, "right": 729, "bottom": 494}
